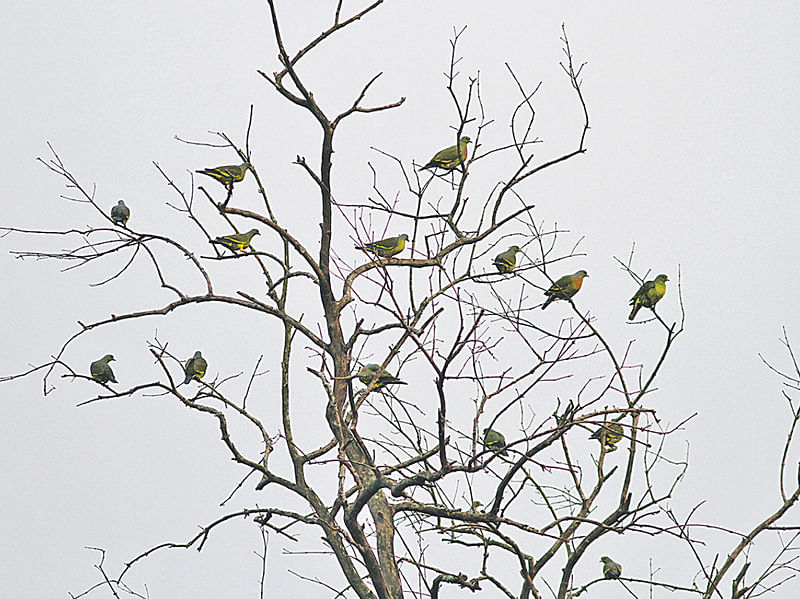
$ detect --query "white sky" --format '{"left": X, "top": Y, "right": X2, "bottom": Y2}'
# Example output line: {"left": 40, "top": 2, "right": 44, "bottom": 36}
{"left": 3, "top": 1, "right": 800, "bottom": 597}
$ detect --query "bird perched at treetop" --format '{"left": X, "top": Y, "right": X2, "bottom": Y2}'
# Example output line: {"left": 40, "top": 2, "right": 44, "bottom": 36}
{"left": 420, "top": 136, "right": 471, "bottom": 171}
{"left": 542, "top": 270, "right": 589, "bottom": 309}
{"left": 110, "top": 200, "right": 130, "bottom": 227}
{"left": 211, "top": 228, "right": 260, "bottom": 253}
{"left": 590, "top": 422, "right": 624, "bottom": 452}
{"left": 355, "top": 234, "right": 409, "bottom": 258}
{"left": 600, "top": 556, "right": 622, "bottom": 579}
{"left": 493, "top": 245, "right": 521, "bottom": 273}
{"left": 628, "top": 274, "right": 669, "bottom": 320}
{"left": 357, "top": 363, "right": 407, "bottom": 389}
{"left": 183, "top": 351, "right": 207, "bottom": 384}
{"left": 482, "top": 428, "right": 509, "bottom": 456}
{"left": 90, "top": 354, "right": 117, "bottom": 384}
{"left": 196, "top": 162, "right": 252, "bottom": 187}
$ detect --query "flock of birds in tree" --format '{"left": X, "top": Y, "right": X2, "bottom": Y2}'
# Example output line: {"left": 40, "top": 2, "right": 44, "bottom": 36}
{"left": 94, "top": 164, "right": 264, "bottom": 390}
{"left": 93, "top": 136, "right": 665, "bottom": 579}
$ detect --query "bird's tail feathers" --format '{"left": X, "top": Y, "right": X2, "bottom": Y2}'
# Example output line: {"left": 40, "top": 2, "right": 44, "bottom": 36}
{"left": 628, "top": 303, "right": 640, "bottom": 320}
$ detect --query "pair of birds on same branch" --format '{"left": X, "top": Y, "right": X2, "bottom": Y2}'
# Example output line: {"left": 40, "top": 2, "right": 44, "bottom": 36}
{"left": 481, "top": 422, "right": 625, "bottom": 459}
{"left": 89, "top": 351, "right": 207, "bottom": 386}
{"left": 492, "top": 246, "right": 590, "bottom": 309}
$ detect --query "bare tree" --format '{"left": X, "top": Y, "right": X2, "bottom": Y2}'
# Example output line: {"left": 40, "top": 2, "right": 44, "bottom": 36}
{"left": 3, "top": 3, "right": 799, "bottom": 598}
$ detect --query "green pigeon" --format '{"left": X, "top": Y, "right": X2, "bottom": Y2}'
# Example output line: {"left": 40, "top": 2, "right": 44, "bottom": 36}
{"left": 493, "top": 245, "right": 521, "bottom": 273}
{"left": 542, "top": 270, "right": 589, "bottom": 309}
{"left": 183, "top": 350, "right": 207, "bottom": 384}
{"left": 211, "top": 228, "right": 260, "bottom": 253}
{"left": 590, "top": 422, "right": 624, "bottom": 452}
{"left": 628, "top": 274, "right": 668, "bottom": 320}
{"left": 110, "top": 200, "right": 130, "bottom": 227}
{"left": 355, "top": 234, "right": 409, "bottom": 258}
{"left": 420, "top": 136, "right": 471, "bottom": 171}
{"left": 600, "top": 556, "right": 622, "bottom": 579}
{"left": 196, "top": 162, "right": 251, "bottom": 187}
{"left": 90, "top": 354, "right": 117, "bottom": 384}
{"left": 482, "top": 428, "right": 509, "bottom": 456}
{"left": 357, "top": 363, "right": 407, "bottom": 389}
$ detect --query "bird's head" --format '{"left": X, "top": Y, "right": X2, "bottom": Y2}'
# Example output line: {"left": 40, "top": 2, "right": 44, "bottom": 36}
{"left": 249, "top": 229, "right": 261, "bottom": 237}
{"left": 656, "top": 274, "right": 669, "bottom": 282}
{"left": 577, "top": 270, "right": 589, "bottom": 278}
{"left": 103, "top": 354, "right": 115, "bottom": 363}
{"left": 359, "top": 364, "right": 379, "bottom": 375}
{"left": 117, "top": 200, "right": 126, "bottom": 206}
{"left": 460, "top": 136, "right": 472, "bottom": 145}
{"left": 194, "top": 351, "right": 203, "bottom": 358}
{"left": 400, "top": 234, "right": 409, "bottom": 241}
{"left": 509, "top": 245, "right": 520, "bottom": 253}
{"left": 600, "top": 556, "right": 612, "bottom": 564}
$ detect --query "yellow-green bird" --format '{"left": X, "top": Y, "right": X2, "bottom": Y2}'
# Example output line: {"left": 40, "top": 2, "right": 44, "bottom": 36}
{"left": 196, "top": 162, "right": 252, "bottom": 186}
{"left": 590, "top": 422, "right": 624, "bottom": 452}
{"left": 90, "top": 354, "right": 117, "bottom": 384}
{"left": 211, "top": 228, "right": 260, "bottom": 253}
{"left": 357, "top": 363, "right": 407, "bottom": 389}
{"left": 493, "top": 245, "right": 521, "bottom": 273}
{"left": 420, "top": 136, "right": 471, "bottom": 171}
{"left": 482, "top": 428, "right": 509, "bottom": 456}
{"left": 542, "top": 270, "right": 589, "bottom": 309}
{"left": 183, "top": 350, "right": 207, "bottom": 384}
{"left": 110, "top": 200, "right": 130, "bottom": 227}
{"left": 600, "top": 556, "right": 622, "bottom": 579}
{"left": 355, "top": 234, "right": 409, "bottom": 258}
{"left": 628, "top": 274, "right": 669, "bottom": 320}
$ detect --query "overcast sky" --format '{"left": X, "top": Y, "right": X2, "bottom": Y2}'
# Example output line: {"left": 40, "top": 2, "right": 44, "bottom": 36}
{"left": 3, "top": 1, "right": 800, "bottom": 597}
